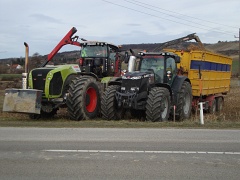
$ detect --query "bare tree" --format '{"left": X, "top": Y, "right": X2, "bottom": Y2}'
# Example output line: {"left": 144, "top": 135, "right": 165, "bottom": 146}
{"left": 28, "top": 52, "right": 43, "bottom": 70}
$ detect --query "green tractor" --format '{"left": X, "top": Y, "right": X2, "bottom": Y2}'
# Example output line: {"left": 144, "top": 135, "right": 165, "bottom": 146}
{"left": 3, "top": 27, "right": 123, "bottom": 120}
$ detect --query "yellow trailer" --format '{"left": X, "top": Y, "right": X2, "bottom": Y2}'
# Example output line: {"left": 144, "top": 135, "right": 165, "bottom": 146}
{"left": 166, "top": 48, "right": 232, "bottom": 112}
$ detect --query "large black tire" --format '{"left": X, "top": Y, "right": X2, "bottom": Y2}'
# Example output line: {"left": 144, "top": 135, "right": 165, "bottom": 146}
{"left": 66, "top": 77, "right": 101, "bottom": 120}
{"left": 101, "top": 85, "right": 123, "bottom": 120}
{"left": 146, "top": 87, "right": 170, "bottom": 122}
{"left": 175, "top": 81, "right": 192, "bottom": 121}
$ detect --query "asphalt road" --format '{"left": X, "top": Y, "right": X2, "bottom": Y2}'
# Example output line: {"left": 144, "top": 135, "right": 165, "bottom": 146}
{"left": 0, "top": 127, "right": 239, "bottom": 180}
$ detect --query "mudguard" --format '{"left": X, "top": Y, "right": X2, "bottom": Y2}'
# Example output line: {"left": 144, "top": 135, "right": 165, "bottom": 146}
{"left": 171, "top": 76, "right": 190, "bottom": 105}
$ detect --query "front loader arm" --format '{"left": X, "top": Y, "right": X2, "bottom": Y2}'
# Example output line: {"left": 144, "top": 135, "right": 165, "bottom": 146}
{"left": 41, "top": 27, "right": 82, "bottom": 67}
{"left": 154, "top": 33, "right": 205, "bottom": 51}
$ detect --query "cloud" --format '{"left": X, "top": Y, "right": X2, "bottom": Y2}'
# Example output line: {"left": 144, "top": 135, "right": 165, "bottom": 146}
{"left": 0, "top": 0, "right": 239, "bottom": 59}
{"left": 126, "top": 23, "right": 141, "bottom": 27}
{"left": 30, "top": 14, "right": 62, "bottom": 24}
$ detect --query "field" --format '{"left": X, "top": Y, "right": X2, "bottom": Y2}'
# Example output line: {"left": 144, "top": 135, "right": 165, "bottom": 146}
{"left": 0, "top": 74, "right": 22, "bottom": 81}
{"left": 0, "top": 78, "right": 240, "bottom": 128}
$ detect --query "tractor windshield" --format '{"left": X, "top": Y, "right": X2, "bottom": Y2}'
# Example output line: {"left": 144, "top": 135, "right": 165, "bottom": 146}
{"left": 81, "top": 45, "right": 108, "bottom": 58}
{"left": 140, "top": 56, "right": 165, "bottom": 83}
{"left": 140, "top": 56, "right": 164, "bottom": 72}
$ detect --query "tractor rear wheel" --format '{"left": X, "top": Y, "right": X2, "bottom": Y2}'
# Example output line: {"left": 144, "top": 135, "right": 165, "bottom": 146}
{"left": 101, "top": 85, "right": 123, "bottom": 120}
{"left": 175, "top": 81, "right": 192, "bottom": 121}
{"left": 146, "top": 87, "right": 170, "bottom": 122}
{"left": 66, "top": 77, "right": 100, "bottom": 120}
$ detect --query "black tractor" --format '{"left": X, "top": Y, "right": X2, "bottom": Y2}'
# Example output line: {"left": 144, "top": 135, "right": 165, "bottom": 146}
{"left": 101, "top": 51, "right": 192, "bottom": 121}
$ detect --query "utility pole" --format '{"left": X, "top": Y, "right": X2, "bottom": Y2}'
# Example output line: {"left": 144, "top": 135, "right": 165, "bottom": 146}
{"left": 234, "top": 28, "right": 240, "bottom": 77}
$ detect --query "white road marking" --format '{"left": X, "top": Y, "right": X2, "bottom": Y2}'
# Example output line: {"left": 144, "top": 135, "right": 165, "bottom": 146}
{"left": 43, "top": 150, "right": 240, "bottom": 155}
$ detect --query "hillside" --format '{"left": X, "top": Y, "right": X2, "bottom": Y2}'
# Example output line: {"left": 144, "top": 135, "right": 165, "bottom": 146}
{"left": 205, "top": 41, "right": 239, "bottom": 56}
{"left": 0, "top": 41, "right": 238, "bottom": 61}
{"left": 122, "top": 41, "right": 239, "bottom": 56}
{"left": 0, "top": 41, "right": 239, "bottom": 75}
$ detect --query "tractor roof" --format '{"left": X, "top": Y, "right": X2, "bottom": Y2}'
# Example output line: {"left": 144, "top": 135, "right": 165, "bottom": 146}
{"left": 138, "top": 51, "right": 178, "bottom": 57}
{"left": 81, "top": 41, "right": 119, "bottom": 49}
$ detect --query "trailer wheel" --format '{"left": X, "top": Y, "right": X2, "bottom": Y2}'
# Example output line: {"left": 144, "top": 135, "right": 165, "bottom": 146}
{"left": 216, "top": 97, "right": 224, "bottom": 112}
{"left": 101, "top": 85, "right": 123, "bottom": 120}
{"left": 176, "top": 81, "right": 192, "bottom": 120}
{"left": 208, "top": 98, "right": 216, "bottom": 114}
{"left": 146, "top": 87, "right": 170, "bottom": 122}
{"left": 66, "top": 77, "right": 100, "bottom": 120}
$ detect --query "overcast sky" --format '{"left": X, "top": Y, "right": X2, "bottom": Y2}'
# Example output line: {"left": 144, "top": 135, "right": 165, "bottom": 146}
{"left": 0, "top": 0, "right": 239, "bottom": 59}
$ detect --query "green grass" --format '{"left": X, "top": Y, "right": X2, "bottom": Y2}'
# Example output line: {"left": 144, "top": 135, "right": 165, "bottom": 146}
{"left": 0, "top": 115, "right": 240, "bottom": 129}
{"left": 1, "top": 79, "right": 240, "bottom": 129}
{"left": 0, "top": 74, "right": 22, "bottom": 81}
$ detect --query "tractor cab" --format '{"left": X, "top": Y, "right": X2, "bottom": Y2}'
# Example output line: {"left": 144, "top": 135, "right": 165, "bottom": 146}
{"left": 79, "top": 41, "right": 121, "bottom": 77}
{"left": 128, "top": 51, "right": 180, "bottom": 85}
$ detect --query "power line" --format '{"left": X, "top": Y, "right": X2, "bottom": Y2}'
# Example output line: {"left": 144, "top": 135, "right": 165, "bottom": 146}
{"left": 131, "top": 0, "right": 239, "bottom": 29}
{"left": 102, "top": 0, "right": 235, "bottom": 36}
{"left": 122, "top": 0, "right": 235, "bottom": 35}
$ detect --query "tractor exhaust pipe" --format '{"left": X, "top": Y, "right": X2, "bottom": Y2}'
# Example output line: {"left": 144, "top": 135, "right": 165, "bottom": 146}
{"left": 22, "top": 42, "right": 29, "bottom": 89}
{"left": 127, "top": 49, "right": 136, "bottom": 72}
{"left": 128, "top": 56, "right": 136, "bottom": 72}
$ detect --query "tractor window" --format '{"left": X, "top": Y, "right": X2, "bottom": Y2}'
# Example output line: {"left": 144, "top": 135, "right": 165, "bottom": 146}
{"left": 166, "top": 57, "right": 176, "bottom": 74}
{"left": 165, "top": 57, "right": 177, "bottom": 83}
{"left": 109, "top": 52, "right": 116, "bottom": 60}
{"left": 81, "top": 45, "right": 107, "bottom": 58}
{"left": 140, "top": 57, "right": 164, "bottom": 72}
{"left": 140, "top": 56, "right": 165, "bottom": 83}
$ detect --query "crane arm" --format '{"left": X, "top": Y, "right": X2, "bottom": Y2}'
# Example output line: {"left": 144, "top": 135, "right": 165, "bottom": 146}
{"left": 47, "top": 27, "right": 81, "bottom": 61}
{"left": 155, "top": 33, "right": 205, "bottom": 51}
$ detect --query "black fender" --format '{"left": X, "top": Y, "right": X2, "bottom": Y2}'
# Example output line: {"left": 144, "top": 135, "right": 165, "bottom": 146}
{"left": 171, "top": 75, "right": 191, "bottom": 105}
{"left": 108, "top": 77, "right": 122, "bottom": 86}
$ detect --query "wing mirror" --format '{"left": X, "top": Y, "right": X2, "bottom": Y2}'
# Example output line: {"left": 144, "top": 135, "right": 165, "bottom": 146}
{"left": 124, "top": 51, "right": 129, "bottom": 63}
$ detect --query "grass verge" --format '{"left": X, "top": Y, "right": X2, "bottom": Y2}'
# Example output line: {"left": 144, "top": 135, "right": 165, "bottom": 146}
{"left": 0, "top": 79, "right": 240, "bottom": 129}
{"left": 0, "top": 111, "right": 240, "bottom": 129}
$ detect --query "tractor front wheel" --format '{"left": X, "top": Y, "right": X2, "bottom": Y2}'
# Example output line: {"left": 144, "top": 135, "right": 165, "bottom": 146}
{"left": 101, "top": 85, "right": 124, "bottom": 120}
{"left": 66, "top": 77, "right": 101, "bottom": 120}
{"left": 146, "top": 87, "right": 170, "bottom": 122}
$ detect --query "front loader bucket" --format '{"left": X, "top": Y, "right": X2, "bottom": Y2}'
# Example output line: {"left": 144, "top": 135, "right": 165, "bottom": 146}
{"left": 3, "top": 89, "right": 42, "bottom": 114}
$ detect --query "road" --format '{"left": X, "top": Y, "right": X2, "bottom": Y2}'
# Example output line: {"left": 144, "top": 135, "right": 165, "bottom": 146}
{"left": 0, "top": 127, "right": 239, "bottom": 180}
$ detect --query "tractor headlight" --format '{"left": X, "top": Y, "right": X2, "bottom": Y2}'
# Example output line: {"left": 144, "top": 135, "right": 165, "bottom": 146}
{"left": 121, "top": 87, "right": 126, "bottom": 91}
{"left": 131, "top": 76, "right": 142, "bottom": 80}
{"left": 130, "top": 87, "right": 139, "bottom": 91}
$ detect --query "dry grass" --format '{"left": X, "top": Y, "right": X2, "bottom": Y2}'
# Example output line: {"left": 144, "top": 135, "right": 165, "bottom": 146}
{"left": 0, "top": 79, "right": 240, "bottom": 128}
